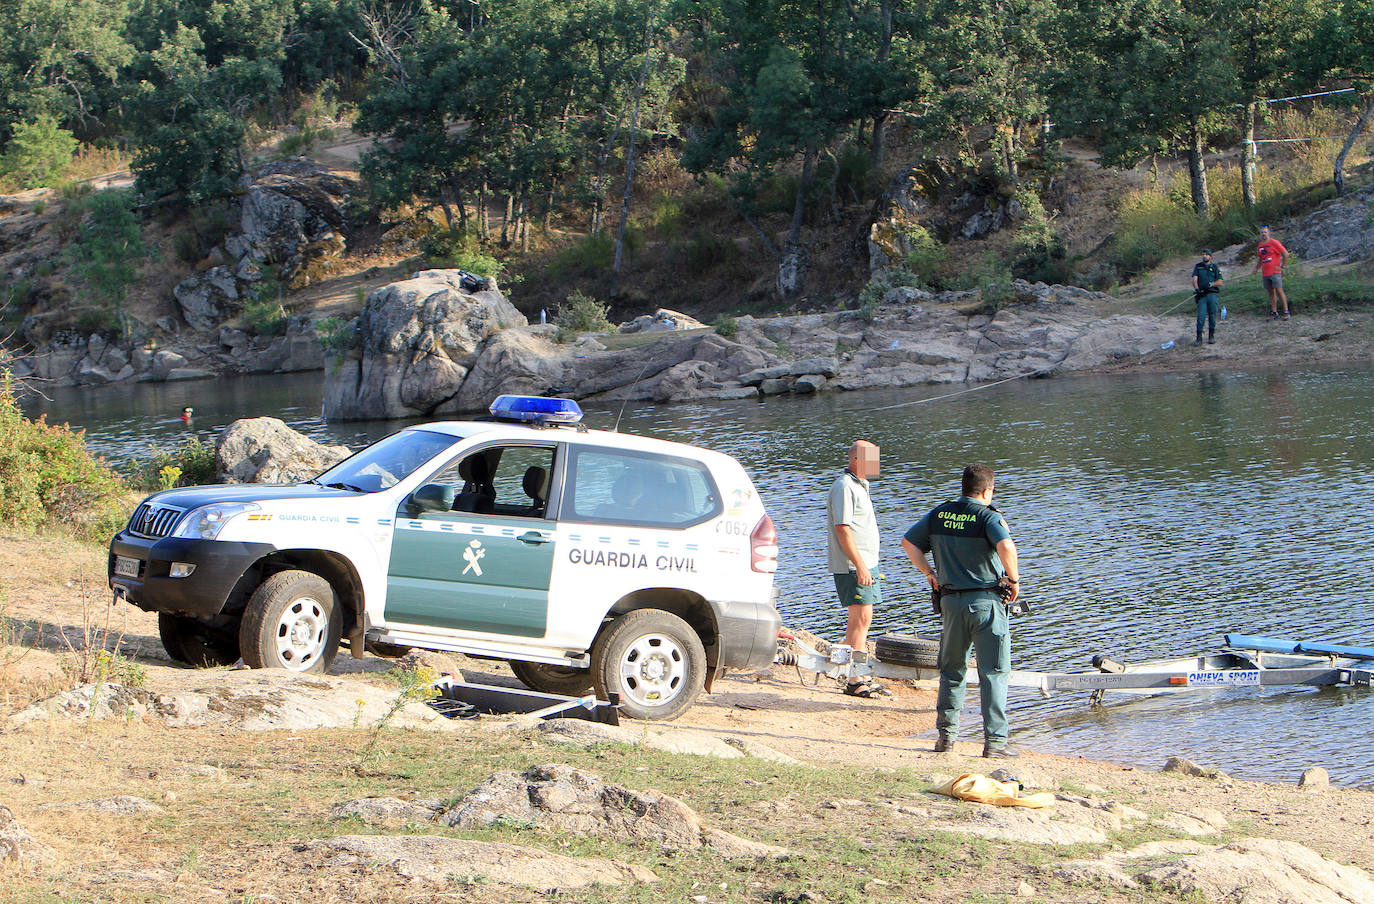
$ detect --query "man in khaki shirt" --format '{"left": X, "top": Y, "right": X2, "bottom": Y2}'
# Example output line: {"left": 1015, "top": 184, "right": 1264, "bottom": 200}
{"left": 826, "top": 440, "right": 888, "bottom": 697}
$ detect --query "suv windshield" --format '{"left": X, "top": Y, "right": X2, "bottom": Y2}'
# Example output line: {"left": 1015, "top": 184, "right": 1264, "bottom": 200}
{"left": 313, "top": 429, "right": 458, "bottom": 493}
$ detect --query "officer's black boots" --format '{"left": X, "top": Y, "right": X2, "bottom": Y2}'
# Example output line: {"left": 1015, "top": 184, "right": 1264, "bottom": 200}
{"left": 933, "top": 732, "right": 956, "bottom": 753}
{"left": 983, "top": 742, "right": 1020, "bottom": 758}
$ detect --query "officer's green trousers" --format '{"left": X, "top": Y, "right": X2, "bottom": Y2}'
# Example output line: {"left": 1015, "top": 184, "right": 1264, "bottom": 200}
{"left": 935, "top": 590, "right": 1010, "bottom": 743}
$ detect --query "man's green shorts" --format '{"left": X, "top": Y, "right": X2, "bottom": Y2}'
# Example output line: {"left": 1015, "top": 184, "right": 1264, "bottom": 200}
{"left": 834, "top": 571, "right": 882, "bottom": 608}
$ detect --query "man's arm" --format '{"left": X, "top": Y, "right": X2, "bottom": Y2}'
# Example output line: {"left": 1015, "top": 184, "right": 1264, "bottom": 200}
{"left": 1280, "top": 244, "right": 1289, "bottom": 268}
{"left": 901, "top": 537, "right": 938, "bottom": 590}
{"left": 834, "top": 524, "right": 873, "bottom": 585}
{"left": 1191, "top": 270, "right": 1200, "bottom": 291}
{"left": 995, "top": 537, "right": 1019, "bottom": 603}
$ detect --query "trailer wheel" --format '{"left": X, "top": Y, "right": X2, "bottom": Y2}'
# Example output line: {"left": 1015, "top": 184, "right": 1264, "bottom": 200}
{"left": 590, "top": 609, "right": 705, "bottom": 721}
{"left": 511, "top": 660, "right": 594, "bottom": 696}
{"left": 238, "top": 570, "right": 341, "bottom": 673}
{"left": 158, "top": 613, "right": 240, "bottom": 667}
{"left": 874, "top": 633, "right": 941, "bottom": 669}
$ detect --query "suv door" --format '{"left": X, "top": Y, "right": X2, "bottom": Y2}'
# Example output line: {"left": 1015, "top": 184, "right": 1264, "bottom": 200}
{"left": 384, "top": 442, "right": 560, "bottom": 638}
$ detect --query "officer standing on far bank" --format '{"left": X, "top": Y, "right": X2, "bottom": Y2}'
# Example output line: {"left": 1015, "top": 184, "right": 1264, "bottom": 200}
{"left": 901, "top": 464, "right": 1021, "bottom": 757}
{"left": 1191, "top": 249, "right": 1224, "bottom": 346}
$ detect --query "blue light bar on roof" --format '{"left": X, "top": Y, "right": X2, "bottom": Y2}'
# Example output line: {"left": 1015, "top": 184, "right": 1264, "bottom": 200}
{"left": 489, "top": 395, "right": 584, "bottom": 424}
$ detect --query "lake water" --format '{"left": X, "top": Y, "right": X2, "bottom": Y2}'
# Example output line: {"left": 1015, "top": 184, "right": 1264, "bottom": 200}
{"left": 22, "top": 367, "right": 1374, "bottom": 786}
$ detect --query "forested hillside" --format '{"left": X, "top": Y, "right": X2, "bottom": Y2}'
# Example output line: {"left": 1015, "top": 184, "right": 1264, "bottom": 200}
{"left": 2, "top": 0, "right": 1372, "bottom": 324}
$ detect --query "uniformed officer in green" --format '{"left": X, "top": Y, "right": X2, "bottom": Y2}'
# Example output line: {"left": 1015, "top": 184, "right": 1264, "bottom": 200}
{"left": 1191, "top": 249, "right": 1224, "bottom": 346}
{"left": 902, "top": 464, "right": 1021, "bottom": 757}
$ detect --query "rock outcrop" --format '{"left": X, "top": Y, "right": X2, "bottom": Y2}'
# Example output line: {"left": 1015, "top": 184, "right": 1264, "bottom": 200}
{"left": 1282, "top": 181, "right": 1374, "bottom": 265}
{"left": 322, "top": 270, "right": 526, "bottom": 420}
{"left": 238, "top": 158, "right": 357, "bottom": 286}
{"left": 440, "top": 763, "right": 786, "bottom": 858}
{"left": 214, "top": 417, "right": 351, "bottom": 484}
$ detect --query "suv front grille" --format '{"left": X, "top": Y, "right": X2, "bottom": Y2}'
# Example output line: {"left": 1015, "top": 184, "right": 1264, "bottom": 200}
{"left": 129, "top": 502, "right": 185, "bottom": 539}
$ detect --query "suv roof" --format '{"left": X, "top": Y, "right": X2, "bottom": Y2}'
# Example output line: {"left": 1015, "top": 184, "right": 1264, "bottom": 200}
{"left": 405, "top": 420, "right": 739, "bottom": 467}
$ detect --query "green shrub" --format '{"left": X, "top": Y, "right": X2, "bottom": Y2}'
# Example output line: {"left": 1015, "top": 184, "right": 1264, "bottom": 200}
{"left": 67, "top": 189, "right": 144, "bottom": 312}
{"left": 31, "top": 200, "right": 46, "bottom": 216}
{"left": 0, "top": 371, "right": 130, "bottom": 540}
{"left": 549, "top": 232, "right": 614, "bottom": 279}
{"left": 315, "top": 315, "right": 356, "bottom": 355}
{"left": 858, "top": 266, "right": 921, "bottom": 313}
{"left": 556, "top": 291, "right": 614, "bottom": 335}
{"left": 712, "top": 314, "right": 738, "bottom": 339}
{"left": 650, "top": 192, "right": 686, "bottom": 235}
{"left": 124, "top": 436, "right": 218, "bottom": 490}
{"left": 422, "top": 227, "right": 502, "bottom": 276}
{"left": 243, "top": 293, "right": 288, "bottom": 335}
{"left": 0, "top": 115, "right": 77, "bottom": 190}
{"left": 902, "top": 225, "right": 946, "bottom": 284}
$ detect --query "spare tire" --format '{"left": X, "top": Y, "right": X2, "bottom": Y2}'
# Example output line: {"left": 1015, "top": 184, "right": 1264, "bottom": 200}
{"left": 874, "top": 633, "right": 940, "bottom": 668}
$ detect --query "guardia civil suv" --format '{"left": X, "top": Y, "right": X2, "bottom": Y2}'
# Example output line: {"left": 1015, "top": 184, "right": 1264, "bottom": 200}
{"left": 109, "top": 396, "right": 780, "bottom": 720}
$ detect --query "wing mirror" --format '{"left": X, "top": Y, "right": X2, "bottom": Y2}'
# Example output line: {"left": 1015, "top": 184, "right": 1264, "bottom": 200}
{"left": 408, "top": 483, "right": 455, "bottom": 514}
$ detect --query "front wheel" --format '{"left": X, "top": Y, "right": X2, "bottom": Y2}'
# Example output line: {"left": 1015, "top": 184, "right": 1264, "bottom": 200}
{"left": 510, "top": 660, "right": 594, "bottom": 696}
{"left": 238, "top": 570, "right": 341, "bottom": 674}
{"left": 590, "top": 610, "right": 705, "bottom": 721}
{"left": 158, "top": 613, "right": 240, "bottom": 667}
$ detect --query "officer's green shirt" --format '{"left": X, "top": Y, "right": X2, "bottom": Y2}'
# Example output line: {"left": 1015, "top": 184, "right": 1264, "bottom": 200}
{"left": 1192, "top": 260, "right": 1223, "bottom": 292}
{"left": 904, "top": 496, "right": 1010, "bottom": 589}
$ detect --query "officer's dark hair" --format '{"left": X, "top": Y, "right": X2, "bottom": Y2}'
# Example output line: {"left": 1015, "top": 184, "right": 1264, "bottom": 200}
{"left": 961, "top": 464, "right": 994, "bottom": 496}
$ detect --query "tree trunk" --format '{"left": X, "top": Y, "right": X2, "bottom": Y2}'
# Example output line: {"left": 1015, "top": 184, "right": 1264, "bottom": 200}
{"left": 1241, "top": 99, "right": 1257, "bottom": 209}
{"left": 1001, "top": 124, "right": 1018, "bottom": 185}
{"left": 1187, "top": 125, "right": 1210, "bottom": 219}
{"left": 502, "top": 193, "right": 514, "bottom": 246}
{"left": 869, "top": 0, "right": 894, "bottom": 173}
{"left": 777, "top": 148, "right": 817, "bottom": 298}
{"left": 1334, "top": 94, "right": 1374, "bottom": 198}
{"left": 478, "top": 179, "right": 489, "bottom": 239}
{"left": 612, "top": 8, "right": 658, "bottom": 293}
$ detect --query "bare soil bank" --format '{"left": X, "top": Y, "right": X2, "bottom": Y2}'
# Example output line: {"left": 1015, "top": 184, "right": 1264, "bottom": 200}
{"left": 3, "top": 533, "right": 1374, "bottom": 904}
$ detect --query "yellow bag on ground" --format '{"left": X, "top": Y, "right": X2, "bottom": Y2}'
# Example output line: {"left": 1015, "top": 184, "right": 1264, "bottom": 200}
{"left": 931, "top": 772, "right": 1056, "bottom": 808}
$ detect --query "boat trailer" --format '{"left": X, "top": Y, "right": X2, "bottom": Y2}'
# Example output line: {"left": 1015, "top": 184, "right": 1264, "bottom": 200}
{"left": 778, "top": 632, "right": 1374, "bottom": 701}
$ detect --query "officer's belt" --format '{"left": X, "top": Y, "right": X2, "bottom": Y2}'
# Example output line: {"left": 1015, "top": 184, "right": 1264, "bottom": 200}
{"left": 939, "top": 585, "right": 999, "bottom": 595}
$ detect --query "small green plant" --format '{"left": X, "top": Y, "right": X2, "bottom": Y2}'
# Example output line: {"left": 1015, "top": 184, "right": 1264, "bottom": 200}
{"left": 315, "top": 315, "right": 355, "bottom": 356}
{"left": 65, "top": 189, "right": 145, "bottom": 321}
{"left": 556, "top": 291, "right": 614, "bottom": 335}
{"left": 712, "top": 314, "right": 738, "bottom": 339}
{"left": 31, "top": 199, "right": 46, "bottom": 216}
{"left": 356, "top": 662, "right": 441, "bottom": 769}
{"left": 243, "top": 292, "right": 288, "bottom": 335}
{"left": 124, "top": 436, "right": 217, "bottom": 490}
{"left": 549, "top": 231, "right": 614, "bottom": 279}
{"left": 857, "top": 266, "right": 921, "bottom": 316}
{"left": 422, "top": 227, "right": 502, "bottom": 276}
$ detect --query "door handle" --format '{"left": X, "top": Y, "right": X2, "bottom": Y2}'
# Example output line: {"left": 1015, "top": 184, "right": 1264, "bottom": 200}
{"left": 518, "top": 531, "right": 551, "bottom": 545}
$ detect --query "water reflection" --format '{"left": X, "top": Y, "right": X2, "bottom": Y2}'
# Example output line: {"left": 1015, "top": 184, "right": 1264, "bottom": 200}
{"left": 22, "top": 367, "right": 1374, "bottom": 785}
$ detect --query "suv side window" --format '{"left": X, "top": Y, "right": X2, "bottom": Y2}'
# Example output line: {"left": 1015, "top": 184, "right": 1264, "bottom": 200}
{"left": 564, "top": 446, "right": 720, "bottom": 527}
{"left": 430, "top": 445, "right": 556, "bottom": 518}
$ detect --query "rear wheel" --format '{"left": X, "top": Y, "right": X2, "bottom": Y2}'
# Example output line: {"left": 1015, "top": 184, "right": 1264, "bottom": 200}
{"left": 238, "top": 570, "right": 341, "bottom": 674}
{"left": 158, "top": 613, "right": 240, "bottom": 667}
{"left": 590, "top": 609, "right": 705, "bottom": 721}
{"left": 510, "top": 660, "right": 594, "bottom": 696}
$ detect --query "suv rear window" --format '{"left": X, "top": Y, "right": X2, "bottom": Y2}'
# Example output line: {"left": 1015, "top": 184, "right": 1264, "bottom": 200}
{"left": 564, "top": 446, "right": 720, "bottom": 528}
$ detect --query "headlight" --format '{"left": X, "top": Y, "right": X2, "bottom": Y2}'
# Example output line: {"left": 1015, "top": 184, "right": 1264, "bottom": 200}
{"left": 171, "top": 503, "right": 260, "bottom": 540}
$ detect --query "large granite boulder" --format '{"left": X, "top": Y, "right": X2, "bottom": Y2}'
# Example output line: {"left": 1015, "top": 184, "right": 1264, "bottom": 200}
{"left": 238, "top": 158, "right": 358, "bottom": 285}
{"left": 440, "top": 329, "right": 567, "bottom": 414}
{"left": 322, "top": 270, "right": 527, "bottom": 420}
{"left": 215, "top": 417, "right": 352, "bottom": 484}
{"left": 173, "top": 266, "right": 240, "bottom": 331}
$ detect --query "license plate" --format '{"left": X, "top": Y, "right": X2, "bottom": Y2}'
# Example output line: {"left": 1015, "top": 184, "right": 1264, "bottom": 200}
{"left": 114, "top": 556, "right": 140, "bottom": 578}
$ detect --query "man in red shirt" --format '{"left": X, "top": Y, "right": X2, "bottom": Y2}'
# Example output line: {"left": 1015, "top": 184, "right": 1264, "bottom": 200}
{"left": 1254, "top": 225, "right": 1290, "bottom": 320}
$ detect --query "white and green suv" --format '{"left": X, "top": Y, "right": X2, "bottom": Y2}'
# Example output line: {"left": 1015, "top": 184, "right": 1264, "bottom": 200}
{"left": 109, "top": 396, "right": 781, "bottom": 720}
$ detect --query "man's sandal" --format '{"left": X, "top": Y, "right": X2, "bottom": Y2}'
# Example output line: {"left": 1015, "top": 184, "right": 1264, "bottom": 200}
{"left": 843, "top": 680, "right": 891, "bottom": 698}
